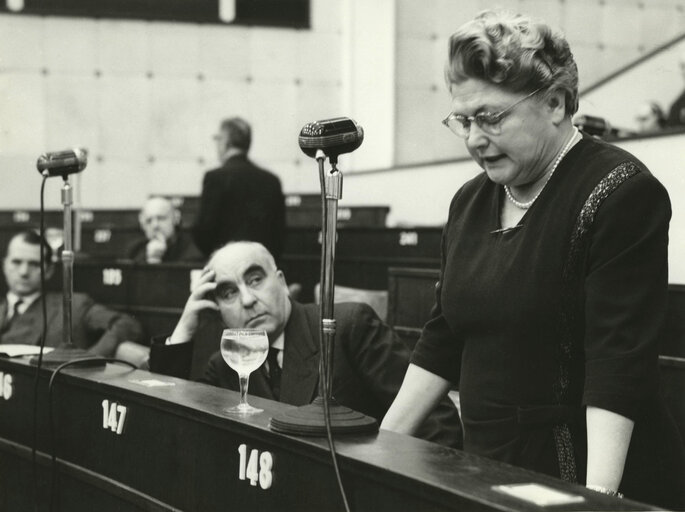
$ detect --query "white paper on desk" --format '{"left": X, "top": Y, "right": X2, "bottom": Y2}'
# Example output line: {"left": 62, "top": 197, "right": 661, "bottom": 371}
{"left": 492, "top": 483, "right": 585, "bottom": 506}
{"left": 0, "top": 344, "right": 55, "bottom": 357}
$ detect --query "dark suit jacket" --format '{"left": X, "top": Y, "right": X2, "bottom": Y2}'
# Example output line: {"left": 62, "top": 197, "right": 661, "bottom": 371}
{"left": 192, "top": 154, "right": 285, "bottom": 261}
{"left": 0, "top": 292, "right": 143, "bottom": 356}
{"left": 149, "top": 301, "right": 463, "bottom": 448}
{"left": 126, "top": 231, "right": 204, "bottom": 263}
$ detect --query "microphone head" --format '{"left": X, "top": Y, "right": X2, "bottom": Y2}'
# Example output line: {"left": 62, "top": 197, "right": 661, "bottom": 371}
{"left": 36, "top": 148, "right": 88, "bottom": 177}
{"left": 298, "top": 117, "right": 363, "bottom": 161}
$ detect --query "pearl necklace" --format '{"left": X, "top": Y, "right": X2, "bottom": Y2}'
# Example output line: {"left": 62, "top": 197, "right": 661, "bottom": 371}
{"left": 504, "top": 127, "right": 579, "bottom": 210}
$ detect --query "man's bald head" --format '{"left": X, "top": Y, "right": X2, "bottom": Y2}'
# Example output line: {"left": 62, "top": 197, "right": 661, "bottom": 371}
{"left": 208, "top": 241, "right": 290, "bottom": 341}
{"left": 139, "top": 196, "right": 180, "bottom": 242}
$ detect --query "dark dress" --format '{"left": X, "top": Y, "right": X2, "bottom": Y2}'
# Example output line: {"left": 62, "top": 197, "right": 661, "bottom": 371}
{"left": 411, "top": 134, "right": 685, "bottom": 509}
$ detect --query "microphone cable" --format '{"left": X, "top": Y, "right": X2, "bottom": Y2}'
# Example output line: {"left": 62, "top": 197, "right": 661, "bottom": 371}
{"left": 31, "top": 173, "right": 50, "bottom": 512}
{"left": 30, "top": 174, "right": 137, "bottom": 511}
{"left": 317, "top": 155, "right": 351, "bottom": 512}
{"left": 46, "top": 357, "right": 137, "bottom": 512}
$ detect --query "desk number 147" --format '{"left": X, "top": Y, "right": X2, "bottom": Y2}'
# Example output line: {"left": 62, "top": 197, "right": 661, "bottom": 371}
{"left": 238, "top": 443, "right": 273, "bottom": 489}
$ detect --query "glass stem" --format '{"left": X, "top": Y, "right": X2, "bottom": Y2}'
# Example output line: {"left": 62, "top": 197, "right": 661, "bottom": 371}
{"left": 238, "top": 374, "right": 249, "bottom": 406}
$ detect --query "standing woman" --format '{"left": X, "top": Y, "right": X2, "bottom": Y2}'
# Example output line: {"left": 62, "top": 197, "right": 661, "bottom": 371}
{"left": 381, "top": 10, "right": 685, "bottom": 509}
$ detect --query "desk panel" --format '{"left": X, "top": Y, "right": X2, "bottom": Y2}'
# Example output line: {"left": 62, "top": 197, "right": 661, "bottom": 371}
{"left": 0, "top": 358, "right": 654, "bottom": 511}
{"left": 283, "top": 226, "right": 442, "bottom": 260}
{"left": 79, "top": 225, "right": 141, "bottom": 258}
{"left": 387, "top": 267, "right": 440, "bottom": 329}
{"left": 386, "top": 267, "right": 685, "bottom": 359}
{"left": 73, "top": 261, "right": 201, "bottom": 310}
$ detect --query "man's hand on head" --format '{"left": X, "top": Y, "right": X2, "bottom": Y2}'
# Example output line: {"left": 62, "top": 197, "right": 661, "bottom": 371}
{"left": 168, "top": 267, "right": 219, "bottom": 344}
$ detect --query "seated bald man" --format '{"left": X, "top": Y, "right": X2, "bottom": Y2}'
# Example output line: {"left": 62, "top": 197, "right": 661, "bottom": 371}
{"left": 149, "top": 241, "right": 463, "bottom": 448}
{"left": 127, "top": 196, "right": 204, "bottom": 264}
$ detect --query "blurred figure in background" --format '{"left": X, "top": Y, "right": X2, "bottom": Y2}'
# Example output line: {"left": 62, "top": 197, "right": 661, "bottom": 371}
{"left": 635, "top": 101, "right": 666, "bottom": 133}
{"left": 666, "top": 51, "right": 685, "bottom": 127}
{"left": 192, "top": 117, "right": 285, "bottom": 264}
{"left": 127, "top": 196, "right": 203, "bottom": 264}
{"left": 1, "top": 230, "right": 143, "bottom": 358}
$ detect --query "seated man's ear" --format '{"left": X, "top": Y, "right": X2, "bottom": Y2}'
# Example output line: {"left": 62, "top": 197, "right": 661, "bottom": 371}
{"left": 138, "top": 212, "right": 146, "bottom": 230}
{"left": 173, "top": 209, "right": 182, "bottom": 227}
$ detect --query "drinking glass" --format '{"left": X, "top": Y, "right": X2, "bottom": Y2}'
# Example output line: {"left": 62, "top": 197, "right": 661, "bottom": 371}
{"left": 220, "top": 328, "right": 269, "bottom": 415}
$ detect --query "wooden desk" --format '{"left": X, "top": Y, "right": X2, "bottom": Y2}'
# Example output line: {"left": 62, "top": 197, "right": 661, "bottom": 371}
{"left": 387, "top": 267, "right": 440, "bottom": 349}
{"left": 0, "top": 358, "right": 653, "bottom": 512}
{"left": 73, "top": 261, "right": 201, "bottom": 309}
{"left": 283, "top": 226, "right": 442, "bottom": 260}
{"left": 72, "top": 261, "right": 202, "bottom": 338}
{"left": 665, "top": 284, "right": 685, "bottom": 357}
{"left": 281, "top": 227, "right": 442, "bottom": 302}
{"left": 659, "top": 355, "right": 685, "bottom": 445}
{"left": 387, "top": 267, "right": 685, "bottom": 358}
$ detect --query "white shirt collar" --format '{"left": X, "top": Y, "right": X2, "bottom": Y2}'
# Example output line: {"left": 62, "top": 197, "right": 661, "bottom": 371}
{"left": 270, "top": 332, "right": 285, "bottom": 369}
{"left": 271, "top": 332, "right": 284, "bottom": 351}
{"left": 6, "top": 291, "right": 40, "bottom": 316}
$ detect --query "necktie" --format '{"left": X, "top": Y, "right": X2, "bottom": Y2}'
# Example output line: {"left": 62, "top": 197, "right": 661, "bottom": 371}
{"left": 267, "top": 346, "right": 282, "bottom": 400}
{"left": 1, "top": 299, "right": 23, "bottom": 335}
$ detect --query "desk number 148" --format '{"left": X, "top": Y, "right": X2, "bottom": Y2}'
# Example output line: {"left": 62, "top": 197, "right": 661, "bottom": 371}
{"left": 238, "top": 443, "right": 273, "bottom": 489}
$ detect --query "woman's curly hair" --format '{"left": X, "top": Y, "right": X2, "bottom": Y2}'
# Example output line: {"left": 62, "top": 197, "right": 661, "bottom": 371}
{"left": 445, "top": 10, "right": 579, "bottom": 115}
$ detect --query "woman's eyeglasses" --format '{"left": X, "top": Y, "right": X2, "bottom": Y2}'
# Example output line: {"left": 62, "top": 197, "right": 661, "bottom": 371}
{"left": 442, "top": 87, "right": 543, "bottom": 138}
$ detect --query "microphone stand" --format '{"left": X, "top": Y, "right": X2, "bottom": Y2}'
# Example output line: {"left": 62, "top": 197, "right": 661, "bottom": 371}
{"left": 270, "top": 151, "right": 377, "bottom": 435}
{"left": 30, "top": 175, "right": 102, "bottom": 367}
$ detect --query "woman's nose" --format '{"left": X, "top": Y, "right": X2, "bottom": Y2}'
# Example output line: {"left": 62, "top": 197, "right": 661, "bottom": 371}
{"left": 465, "top": 123, "right": 489, "bottom": 151}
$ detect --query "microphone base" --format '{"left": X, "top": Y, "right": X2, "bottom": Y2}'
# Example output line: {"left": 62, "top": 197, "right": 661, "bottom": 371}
{"left": 29, "top": 345, "right": 106, "bottom": 368}
{"left": 269, "top": 396, "right": 378, "bottom": 436}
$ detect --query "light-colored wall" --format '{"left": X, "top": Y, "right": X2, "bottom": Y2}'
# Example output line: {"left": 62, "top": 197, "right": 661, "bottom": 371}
{"left": 579, "top": 39, "right": 685, "bottom": 131}
{"left": 393, "top": 0, "right": 685, "bottom": 166}
{"left": 1, "top": 0, "right": 684, "bottom": 210}
{"left": 0, "top": 1, "right": 351, "bottom": 208}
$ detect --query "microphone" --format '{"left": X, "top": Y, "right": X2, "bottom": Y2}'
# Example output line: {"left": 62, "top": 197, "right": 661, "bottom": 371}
{"left": 36, "top": 148, "right": 88, "bottom": 177}
{"left": 298, "top": 117, "right": 363, "bottom": 163}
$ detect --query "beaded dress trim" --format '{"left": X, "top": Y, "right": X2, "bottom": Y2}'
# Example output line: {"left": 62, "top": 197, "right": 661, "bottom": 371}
{"left": 555, "top": 161, "right": 642, "bottom": 483}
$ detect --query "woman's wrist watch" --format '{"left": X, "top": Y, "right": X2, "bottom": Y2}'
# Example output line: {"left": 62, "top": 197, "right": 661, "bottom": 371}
{"left": 586, "top": 485, "right": 624, "bottom": 498}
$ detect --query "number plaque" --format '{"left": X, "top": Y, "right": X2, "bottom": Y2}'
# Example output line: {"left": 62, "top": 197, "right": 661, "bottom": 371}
{"left": 101, "top": 399, "right": 128, "bottom": 435}
{"left": 0, "top": 372, "right": 13, "bottom": 400}
{"left": 237, "top": 443, "right": 273, "bottom": 489}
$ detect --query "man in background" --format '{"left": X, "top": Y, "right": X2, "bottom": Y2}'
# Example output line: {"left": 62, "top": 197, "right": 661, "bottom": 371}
{"left": 666, "top": 51, "right": 685, "bottom": 127}
{"left": 1, "top": 230, "right": 142, "bottom": 357}
{"left": 192, "top": 118, "right": 285, "bottom": 263}
{"left": 127, "top": 196, "right": 203, "bottom": 263}
{"left": 148, "top": 241, "right": 463, "bottom": 448}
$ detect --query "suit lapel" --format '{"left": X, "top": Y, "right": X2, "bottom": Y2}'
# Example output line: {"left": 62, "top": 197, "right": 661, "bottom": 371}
{"left": 21, "top": 297, "right": 52, "bottom": 345}
{"left": 0, "top": 300, "right": 8, "bottom": 334}
{"left": 279, "top": 302, "right": 320, "bottom": 406}
{"left": 249, "top": 364, "right": 276, "bottom": 401}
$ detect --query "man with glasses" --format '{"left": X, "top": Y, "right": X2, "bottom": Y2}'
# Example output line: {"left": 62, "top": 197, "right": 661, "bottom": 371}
{"left": 192, "top": 117, "right": 286, "bottom": 264}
